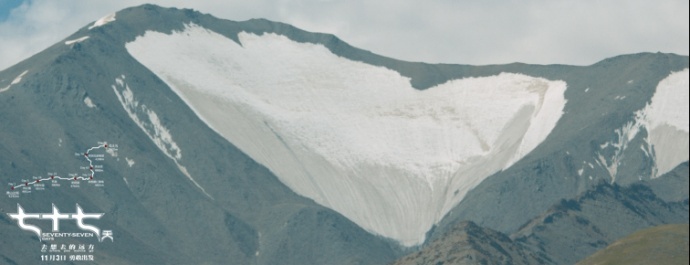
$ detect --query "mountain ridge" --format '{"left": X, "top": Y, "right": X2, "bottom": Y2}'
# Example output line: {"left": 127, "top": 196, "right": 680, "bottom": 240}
{"left": 394, "top": 165, "right": 689, "bottom": 264}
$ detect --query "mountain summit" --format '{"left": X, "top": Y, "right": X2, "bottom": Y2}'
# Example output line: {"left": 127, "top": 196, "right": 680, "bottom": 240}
{"left": 1, "top": 4, "right": 687, "bottom": 264}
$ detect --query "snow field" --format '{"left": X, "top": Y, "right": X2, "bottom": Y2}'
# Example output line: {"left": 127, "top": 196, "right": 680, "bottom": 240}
{"left": 126, "top": 24, "right": 567, "bottom": 246}
{"left": 640, "top": 69, "right": 689, "bottom": 177}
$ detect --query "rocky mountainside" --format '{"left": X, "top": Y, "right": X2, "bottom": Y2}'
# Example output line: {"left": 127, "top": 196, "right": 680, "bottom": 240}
{"left": 394, "top": 166, "right": 688, "bottom": 264}
{"left": 392, "top": 221, "right": 550, "bottom": 265}
{"left": 513, "top": 181, "right": 688, "bottom": 264}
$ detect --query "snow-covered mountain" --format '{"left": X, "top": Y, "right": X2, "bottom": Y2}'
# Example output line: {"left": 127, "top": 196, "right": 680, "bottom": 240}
{"left": 125, "top": 23, "right": 568, "bottom": 246}
{"left": 1, "top": 4, "right": 687, "bottom": 264}
{"left": 124, "top": 13, "right": 687, "bottom": 247}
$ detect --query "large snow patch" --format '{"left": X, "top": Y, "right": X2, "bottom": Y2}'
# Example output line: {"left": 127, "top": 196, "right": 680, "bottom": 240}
{"left": 640, "top": 69, "right": 689, "bottom": 177}
{"left": 126, "top": 24, "right": 567, "bottom": 246}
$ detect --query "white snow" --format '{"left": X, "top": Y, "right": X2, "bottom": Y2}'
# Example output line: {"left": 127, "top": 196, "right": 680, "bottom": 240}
{"left": 65, "top": 36, "right": 90, "bottom": 45}
{"left": 637, "top": 69, "right": 689, "bottom": 177}
{"left": 601, "top": 69, "right": 689, "bottom": 181}
{"left": 597, "top": 68, "right": 688, "bottom": 182}
{"left": 126, "top": 157, "right": 135, "bottom": 167}
{"left": 126, "top": 24, "right": 567, "bottom": 246}
{"left": 640, "top": 144, "right": 651, "bottom": 157}
{"left": 112, "top": 76, "right": 212, "bottom": 198}
{"left": 597, "top": 120, "right": 642, "bottom": 183}
{"left": 106, "top": 146, "right": 117, "bottom": 157}
{"left": 88, "top": 13, "right": 116, "bottom": 30}
{"left": 0, "top": 70, "right": 28, "bottom": 93}
{"left": 643, "top": 69, "right": 689, "bottom": 133}
{"left": 112, "top": 77, "right": 182, "bottom": 160}
{"left": 83, "top": 97, "right": 96, "bottom": 108}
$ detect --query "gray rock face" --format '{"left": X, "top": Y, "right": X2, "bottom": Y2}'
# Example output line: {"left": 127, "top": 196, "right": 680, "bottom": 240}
{"left": 0, "top": 4, "right": 687, "bottom": 265}
{"left": 392, "top": 221, "right": 551, "bottom": 265}
{"left": 645, "top": 162, "right": 689, "bottom": 202}
{"left": 393, "top": 165, "right": 689, "bottom": 265}
{"left": 512, "top": 179, "right": 689, "bottom": 264}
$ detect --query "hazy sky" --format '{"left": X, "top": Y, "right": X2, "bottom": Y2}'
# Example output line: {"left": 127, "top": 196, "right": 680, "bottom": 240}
{"left": 0, "top": 0, "right": 688, "bottom": 70}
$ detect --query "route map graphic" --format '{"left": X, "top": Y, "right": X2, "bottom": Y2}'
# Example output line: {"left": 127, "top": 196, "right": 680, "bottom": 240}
{"left": 6, "top": 142, "right": 118, "bottom": 198}
{"left": 4, "top": 142, "right": 119, "bottom": 262}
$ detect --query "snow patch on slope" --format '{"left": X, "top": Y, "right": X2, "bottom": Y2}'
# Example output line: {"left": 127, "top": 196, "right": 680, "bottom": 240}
{"left": 639, "top": 69, "right": 689, "bottom": 177}
{"left": 597, "top": 120, "right": 642, "bottom": 183}
{"left": 84, "top": 97, "right": 96, "bottom": 108}
{"left": 89, "top": 13, "right": 116, "bottom": 30}
{"left": 0, "top": 70, "right": 28, "bottom": 93}
{"left": 597, "top": 69, "right": 689, "bottom": 181}
{"left": 126, "top": 24, "right": 567, "bottom": 246}
{"left": 65, "top": 36, "right": 89, "bottom": 45}
{"left": 106, "top": 146, "right": 117, "bottom": 157}
{"left": 111, "top": 76, "right": 181, "bottom": 160}
{"left": 111, "top": 75, "right": 212, "bottom": 198}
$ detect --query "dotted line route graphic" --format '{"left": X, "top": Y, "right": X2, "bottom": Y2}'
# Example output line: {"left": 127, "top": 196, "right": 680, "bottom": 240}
{"left": 6, "top": 142, "right": 118, "bottom": 198}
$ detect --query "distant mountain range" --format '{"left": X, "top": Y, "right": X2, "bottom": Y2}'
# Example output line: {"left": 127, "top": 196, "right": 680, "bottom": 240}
{"left": 1, "top": 4, "right": 687, "bottom": 264}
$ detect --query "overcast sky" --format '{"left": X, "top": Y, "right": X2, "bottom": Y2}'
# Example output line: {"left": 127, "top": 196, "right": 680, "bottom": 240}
{"left": 0, "top": 0, "right": 688, "bottom": 71}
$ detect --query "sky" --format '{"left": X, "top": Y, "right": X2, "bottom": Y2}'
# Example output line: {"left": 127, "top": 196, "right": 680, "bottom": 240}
{"left": 0, "top": 0, "right": 688, "bottom": 71}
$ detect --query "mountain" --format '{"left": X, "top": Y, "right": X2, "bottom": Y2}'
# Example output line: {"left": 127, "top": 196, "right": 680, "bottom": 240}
{"left": 0, "top": 4, "right": 687, "bottom": 264}
{"left": 392, "top": 169, "right": 689, "bottom": 265}
{"left": 429, "top": 54, "right": 688, "bottom": 242}
{"left": 0, "top": 5, "right": 402, "bottom": 265}
{"left": 512, "top": 180, "right": 689, "bottom": 264}
{"left": 645, "top": 162, "right": 689, "bottom": 202}
{"left": 576, "top": 224, "right": 689, "bottom": 265}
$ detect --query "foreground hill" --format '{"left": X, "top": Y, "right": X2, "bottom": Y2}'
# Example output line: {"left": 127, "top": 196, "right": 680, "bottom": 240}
{"left": 577, "top": 224, "right": 689, "bottom": 265}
